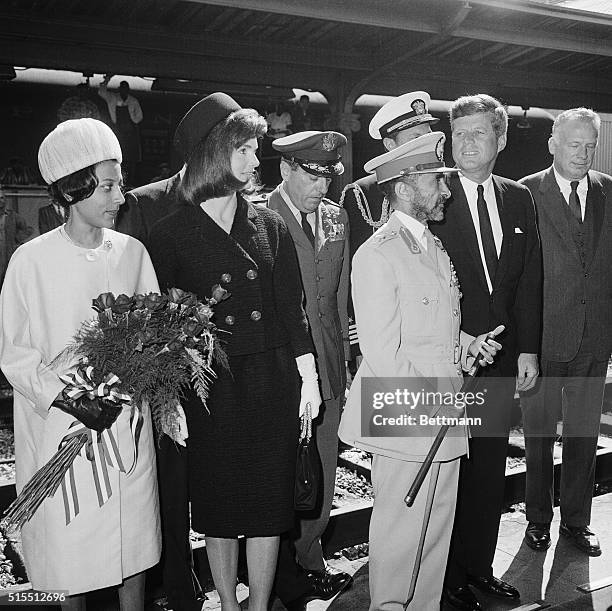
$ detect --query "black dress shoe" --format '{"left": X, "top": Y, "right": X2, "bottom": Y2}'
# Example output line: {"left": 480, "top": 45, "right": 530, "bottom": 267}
{"left": 559, "top": 523, "right": 602, "bottom": 556}
{"left": 285, "top": 567, "right": 353, "bottom": 609}
{"left": 524, "top": 522, "right": 551, "bottom": 551}
{"left": 467, "top": 575, "right": 520, "bottom": 599}
{"left": 442, "top": 586, "right": 482, "bottom": 611}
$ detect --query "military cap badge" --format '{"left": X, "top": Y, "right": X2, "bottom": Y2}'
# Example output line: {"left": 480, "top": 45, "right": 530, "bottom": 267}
{"left": 411, "top": 99, "right": 426, "bottom": 115}
{"left": 322, "top": 132, "right": 338, "bottom": 151}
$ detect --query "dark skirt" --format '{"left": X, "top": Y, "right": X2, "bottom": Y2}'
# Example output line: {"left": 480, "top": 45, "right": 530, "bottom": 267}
{"left": 185, "top": 343, "right": 300, "bottom": 537}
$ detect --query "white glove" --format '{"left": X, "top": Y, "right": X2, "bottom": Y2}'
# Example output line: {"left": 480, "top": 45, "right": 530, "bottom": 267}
{"left": 296, "top": 353, "right": 321, "bottom": 419}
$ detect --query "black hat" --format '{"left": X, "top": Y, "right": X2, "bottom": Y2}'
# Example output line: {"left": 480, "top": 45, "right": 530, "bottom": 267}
{"left": 272, "top": 130, "right": 347, "bottom": 177}
{"left": 174, "top": 92, "right": 241, "bottom": 161}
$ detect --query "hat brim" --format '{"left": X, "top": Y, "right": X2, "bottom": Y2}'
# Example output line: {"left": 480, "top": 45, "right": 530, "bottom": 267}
{"left": 376, "top": 166, "right": 458, "bottom": 184}
{"left": 372, "top": 114, "right": 440, "bottom": 140}
{"left": 296, "top": 159, "right": 344, "bottom": 177}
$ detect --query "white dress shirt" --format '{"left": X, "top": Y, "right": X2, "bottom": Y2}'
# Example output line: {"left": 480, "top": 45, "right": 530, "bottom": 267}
{"left": 553, "top": 167, "right": 588, "bottom": 222}
{"left": 459, "top": 173, "right": 503, "bottom": 293}
{"left": 279, "top": 184, "right": 316, "bottom": 233}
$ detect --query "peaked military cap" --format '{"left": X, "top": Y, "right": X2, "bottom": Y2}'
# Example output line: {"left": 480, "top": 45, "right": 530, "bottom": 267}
{"left": 364, "top": 131, "right": 457, "bottom": 184}
{"left": 369, "top": 91, "right": 439, "bottom": 140}
{"left": 273, "top": 130, "right": 347, "bottom": 177}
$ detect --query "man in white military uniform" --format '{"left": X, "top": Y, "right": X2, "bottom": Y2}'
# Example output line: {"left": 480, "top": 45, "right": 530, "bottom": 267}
{"left": 339, "top": 132, "right": 503, "bottom": 610}
{"left": 340, "top": 91, "right": 438, "bottom": 360}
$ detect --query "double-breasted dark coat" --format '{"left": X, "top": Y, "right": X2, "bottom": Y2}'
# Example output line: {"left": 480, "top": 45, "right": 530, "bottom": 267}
{"left": 148, "top": 195, "right": 313, "bottom": 537}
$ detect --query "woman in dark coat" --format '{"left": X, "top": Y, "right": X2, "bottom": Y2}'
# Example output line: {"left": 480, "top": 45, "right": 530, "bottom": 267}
{"left": 148, "top": 93, "right": 321, "bottom": 611}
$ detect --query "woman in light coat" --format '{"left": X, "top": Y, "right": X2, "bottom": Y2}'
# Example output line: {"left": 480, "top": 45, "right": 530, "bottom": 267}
{"left": 0, "top": 118, "right": 160, "bottom": 610}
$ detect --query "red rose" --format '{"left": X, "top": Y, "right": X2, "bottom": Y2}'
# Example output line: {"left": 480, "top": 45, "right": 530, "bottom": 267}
{"left": 92, "top": 292, "right": 115, "bottom": 313}
{"left": 144, "top": 293, "right": 167, "bottom": 312}
{"left": 195, "top": 305, "right": 214, "bottom": 324}
{"left": 182, "top": 319, "right": 201, "bottom": 337}
{"left": 210, "top": 284, "right": 229, "bottom": 304}
{"left": 112, "top": 294, "right": 134, "bottom": 314}
{"left": 168, "top": 287, "right": 189, "bottom": 304}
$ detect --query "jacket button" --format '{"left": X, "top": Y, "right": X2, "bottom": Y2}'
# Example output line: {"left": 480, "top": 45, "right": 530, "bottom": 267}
{"left": 422, "top": 297, "right": 429, "bottom": 305}
{"left": 221, "top": 273, "right": 232, "bottom": 283}
{"left": 246, "top": 269, "right": 258, "bottom": 280}
{"left": 250, "top": 310, "right": 261, "bottom": 321}
{"left": 453, "top": 309, "right": 459, "bottom": 317}
{"left": 581, "top": 299, "right": 586, "bottom": 304}
{"left": 316, "top": 275, "right": 321, "bottom": 281}
{"left": 225, "top": 315, "right": 235, "bottom": 325}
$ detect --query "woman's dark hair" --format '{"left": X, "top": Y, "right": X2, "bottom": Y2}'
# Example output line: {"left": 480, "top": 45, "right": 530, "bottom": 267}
{"left": 49, "top": 164, "right": 98, "bottom": 208}
{"left": 179, "top": 108, "right": 267, "bottom": 204}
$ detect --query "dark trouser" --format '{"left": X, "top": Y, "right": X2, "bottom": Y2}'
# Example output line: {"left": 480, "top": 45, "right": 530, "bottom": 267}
{"left": 521, "top": 351, "right": 606, "bottom": 527}
{"left": 274, "top": 395, "right": 341, "bottom": 603}
{"left": 445, "top": 375, "right": 515, "bottom": 589}
{"left": 157, "top": 435, "right": 202, "bottom": 611}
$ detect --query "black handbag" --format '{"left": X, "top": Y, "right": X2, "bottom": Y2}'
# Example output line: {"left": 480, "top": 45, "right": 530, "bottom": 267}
{"left": 294, "top": 403, "right": 322, "bottom": 511}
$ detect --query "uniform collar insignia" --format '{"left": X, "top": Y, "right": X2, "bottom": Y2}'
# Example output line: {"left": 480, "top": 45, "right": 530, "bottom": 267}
{"left": 399, "top": 227, "right": 422, "bottom": 254}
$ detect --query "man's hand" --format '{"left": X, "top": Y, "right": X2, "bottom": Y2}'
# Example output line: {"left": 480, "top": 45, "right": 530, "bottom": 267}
{"left": 434, "top": 403, "right": 465, "bottom": 423}
{"left": 468, "top": 325, "right": 505, "bottom": 366}
{"left": 516, "top": 352, "right": 539, "bottom": 392}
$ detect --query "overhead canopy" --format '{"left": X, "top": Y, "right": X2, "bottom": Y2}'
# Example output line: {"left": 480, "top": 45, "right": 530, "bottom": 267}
{"left": 2, "top": 0, "right": 612, "bottom": 112}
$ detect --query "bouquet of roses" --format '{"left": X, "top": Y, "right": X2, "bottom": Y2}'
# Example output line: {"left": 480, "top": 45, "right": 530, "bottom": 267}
{"left": 2, "top": 285, "right": 229, "bottom": 530}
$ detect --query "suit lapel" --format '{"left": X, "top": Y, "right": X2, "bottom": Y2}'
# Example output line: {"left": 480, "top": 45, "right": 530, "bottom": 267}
{"left": 492, "top": 176, "right": 513, "bottom": 289}
{"left": 195, "top": 196, "right": 257, "bottom": 266}
{"left": 538, "top": 168, "right": 581, "bottom": 262}
{"left": 586, "top": 173, "right": 605, "bottom": 267}
{"left": 450, "top": 176, "right": 490, "bottom": 293}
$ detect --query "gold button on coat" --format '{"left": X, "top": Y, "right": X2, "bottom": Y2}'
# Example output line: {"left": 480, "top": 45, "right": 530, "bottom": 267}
{"left": 250, "top": 310, "right": 261, "bottom": 321}
{"left": 246, "top": 269, "right": 258, "bottom": 280}
{"left": 225, "top": 315, "right": 235, "bottom": 325}
{"left": 221, "top": 273, "right": 232, "bottom": 283}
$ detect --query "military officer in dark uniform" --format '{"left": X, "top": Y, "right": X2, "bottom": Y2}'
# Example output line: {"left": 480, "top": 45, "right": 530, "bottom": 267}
{"left": 268, "top": 131, "right": 353, "bottom": 608}
{"left": 340, "top": 91, "right": 438, "bottom": 359}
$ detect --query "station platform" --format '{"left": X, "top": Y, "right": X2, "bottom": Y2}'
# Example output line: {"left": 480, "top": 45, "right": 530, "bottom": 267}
{"left": 221, "top": 492, "right": 612, "bottom": 611}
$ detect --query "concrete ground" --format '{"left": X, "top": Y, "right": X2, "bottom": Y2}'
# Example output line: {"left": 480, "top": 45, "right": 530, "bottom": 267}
{"left": 221, "top": 492, "right": 612, "bottom": 611}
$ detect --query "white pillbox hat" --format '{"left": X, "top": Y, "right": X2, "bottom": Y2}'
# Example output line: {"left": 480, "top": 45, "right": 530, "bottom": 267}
{"left": 38, "top": 118, "right": 122, "bottom": 184}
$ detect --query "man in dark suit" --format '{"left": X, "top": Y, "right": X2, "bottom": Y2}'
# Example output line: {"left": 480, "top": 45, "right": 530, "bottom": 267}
{"left": 116, "top": 170, "right": 181, "bottom": 242}
{"left": 268, "top": 131, "right": 352, "bottom": 609}
{"left": 520, "top": 108, "right": 612, "bottom": 557}
{"left": 431, "top": 94, "right": 542, "bottom": 611}
{"left": 119, "top": 99, "right": 217, "bottom": 611}
{"left": 340, "top": 91, "right": 438, "bottom": 360}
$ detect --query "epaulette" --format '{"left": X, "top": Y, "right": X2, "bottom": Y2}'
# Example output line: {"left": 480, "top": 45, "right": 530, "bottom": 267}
{"left": 321, "top": 196, "right": 340, "bottom": 208}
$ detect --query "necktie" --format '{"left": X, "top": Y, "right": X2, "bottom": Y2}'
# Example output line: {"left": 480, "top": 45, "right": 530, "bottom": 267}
{"left": 477, "top": 184, "right": 498, "bottom": 284}
{"left": 569, "top": 181, "right": 582, "bottom": 223}
{"left": 300, "top": 212, "right": 315, "bottom": 248}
